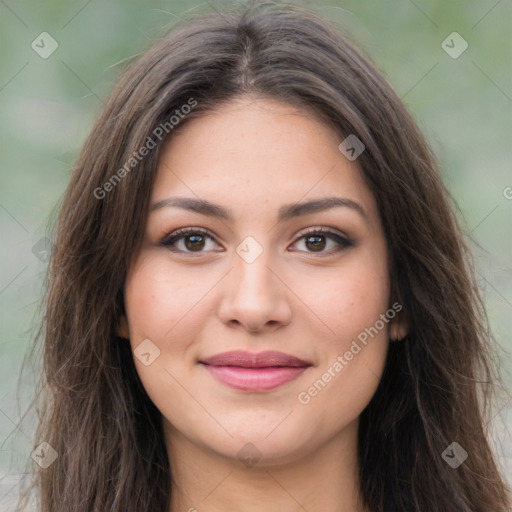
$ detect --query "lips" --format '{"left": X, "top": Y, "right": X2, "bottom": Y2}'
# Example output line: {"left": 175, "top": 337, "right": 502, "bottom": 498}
{"left": 200, "top": 350, "right": 311, "bottom": 368}
{"left": 199, "top": 350, "right": 311, "bottom": 391}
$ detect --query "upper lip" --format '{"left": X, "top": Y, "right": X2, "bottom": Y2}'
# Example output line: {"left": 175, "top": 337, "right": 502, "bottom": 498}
{"left": 199, "top": 350, "right": 311, "bottom": 368}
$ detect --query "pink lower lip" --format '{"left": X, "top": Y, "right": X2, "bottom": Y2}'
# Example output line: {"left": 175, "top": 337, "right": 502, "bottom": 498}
{"left": 202, "top": 364, "right": 309, "bottom": 391}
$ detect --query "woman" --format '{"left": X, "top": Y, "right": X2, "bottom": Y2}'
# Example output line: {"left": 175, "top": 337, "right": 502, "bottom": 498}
{"left": 18, "top": 2, "right": 511, "bottom": 511}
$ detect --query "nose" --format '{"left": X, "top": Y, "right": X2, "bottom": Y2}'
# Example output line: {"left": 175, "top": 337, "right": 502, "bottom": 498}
{"left": 217, "top": 248, "right": 292, "bottom": 333}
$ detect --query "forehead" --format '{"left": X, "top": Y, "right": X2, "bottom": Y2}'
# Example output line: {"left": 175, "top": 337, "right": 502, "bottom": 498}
{"left": 152, "top": 97, "right": 380, "bottom": 231}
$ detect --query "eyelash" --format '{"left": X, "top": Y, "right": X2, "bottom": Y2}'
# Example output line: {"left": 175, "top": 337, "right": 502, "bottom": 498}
{"left": 160, "top": 226, "right": 354, "bottom": 256}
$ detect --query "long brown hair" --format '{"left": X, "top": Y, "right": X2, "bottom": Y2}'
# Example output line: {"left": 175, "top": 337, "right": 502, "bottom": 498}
{"left": 15, "top": 1, "right": 511, "bottom": 510}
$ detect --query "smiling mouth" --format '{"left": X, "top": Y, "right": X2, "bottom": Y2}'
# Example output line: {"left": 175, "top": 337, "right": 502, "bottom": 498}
{"left": 199, "top": 350, "right": 312, "bottom": 391}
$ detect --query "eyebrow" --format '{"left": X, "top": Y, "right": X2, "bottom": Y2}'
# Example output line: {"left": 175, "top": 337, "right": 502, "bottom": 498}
{"left": 149, "top": 196, "right": 368, "bottom": 224}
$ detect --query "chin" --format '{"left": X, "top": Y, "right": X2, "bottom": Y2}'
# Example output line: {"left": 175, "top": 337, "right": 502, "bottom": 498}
{"left": 210, "top": 419, "right": 321, "bottom": 467}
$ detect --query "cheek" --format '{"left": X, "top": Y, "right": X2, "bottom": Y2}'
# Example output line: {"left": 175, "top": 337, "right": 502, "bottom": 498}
{"left": 304, "top": 247, "right": 390, "bottom": 343}
{"left": 294, "top": 306, "right": 390, "bottom": 444}
{"left": 123, "top": 255, "right": 211, "bottom": 424}
{"left": 295, "top": 245, "right": 390, "bottom": 406}
{"left": 124, "top": 253, "right": 209, "bottom": 345}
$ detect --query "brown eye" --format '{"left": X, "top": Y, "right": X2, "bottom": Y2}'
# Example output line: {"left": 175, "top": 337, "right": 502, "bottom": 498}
{"left": 162, "top": 228, "right": 219, "bottom": 254}
{"left": 291, "top": 228, "right": 354, "bottom": 255}
{"left": 183, "top": 234, "right": 206, "bottom": 251}
{"left": 304, "top": 234, "right": 327, "bottom": 252}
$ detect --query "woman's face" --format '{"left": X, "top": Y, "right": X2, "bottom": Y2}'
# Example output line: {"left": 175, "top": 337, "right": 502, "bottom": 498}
{"left": 120, "top": 96, "right": 405, "bottom": 467}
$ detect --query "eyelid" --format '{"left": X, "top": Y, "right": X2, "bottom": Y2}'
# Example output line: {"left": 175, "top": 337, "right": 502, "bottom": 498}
{"left": 294, "top": 225, "right": 349, "bottom": 240}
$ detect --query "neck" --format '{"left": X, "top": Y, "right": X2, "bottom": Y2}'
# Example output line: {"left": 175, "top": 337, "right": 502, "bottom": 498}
{"left": 165, "top": 419, "right": 368, "bottom": 512}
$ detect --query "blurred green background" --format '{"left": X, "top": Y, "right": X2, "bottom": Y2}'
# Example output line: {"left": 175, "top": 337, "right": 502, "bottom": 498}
{"left": 1, "top": 0, "right": 511, "bottom": 504}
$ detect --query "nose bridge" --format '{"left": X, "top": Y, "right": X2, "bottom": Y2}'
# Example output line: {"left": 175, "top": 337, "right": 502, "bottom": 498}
{"left": 232, "top": 239, "right": 276, "bottom": 301}
{"left": 217, "top": 236, "right": 292, "bottom": 331}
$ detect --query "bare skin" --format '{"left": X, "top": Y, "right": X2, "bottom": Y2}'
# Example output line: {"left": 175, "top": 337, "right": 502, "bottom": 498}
{"left": 119, "top": 96, "right": 407, "bottom": 512}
